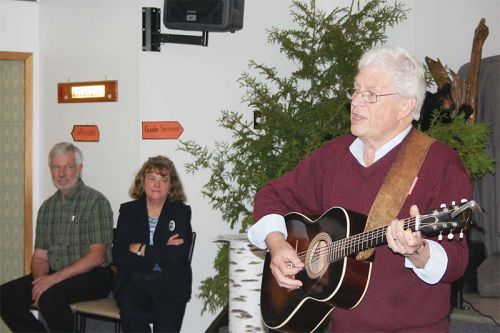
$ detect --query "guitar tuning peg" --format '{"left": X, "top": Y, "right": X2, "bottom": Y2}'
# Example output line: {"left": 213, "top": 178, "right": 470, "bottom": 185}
{"left": 461, "top": 199, "right": 468, "bottom": 203}
{"left": 451, "top": 201, "right": 456, "bottom": 206}
{"left": 438, "top": 233, "right": 443, "bottom": 241}
{"left": 459, "top": 229, "right": 464, "bottom": 239}
{"left": 440, "top": 203, "right": 446, "bottom": 208}
{"left": 447, "top": 231, "right": 454, "bottom": 240}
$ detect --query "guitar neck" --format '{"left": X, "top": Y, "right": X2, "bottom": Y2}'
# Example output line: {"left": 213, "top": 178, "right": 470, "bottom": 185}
{"left": 330, "top": 216, "right": 420, "bottom": 261}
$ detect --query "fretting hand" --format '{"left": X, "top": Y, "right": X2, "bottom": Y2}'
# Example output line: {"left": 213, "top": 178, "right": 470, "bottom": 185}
{"left": 386, "top": 205, "right": 430, "bottom": 268}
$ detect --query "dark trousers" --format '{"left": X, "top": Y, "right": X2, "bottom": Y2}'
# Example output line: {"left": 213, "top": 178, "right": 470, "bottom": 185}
{"left": 115, "top": 272, "right": 187, "bottom": 333}
{"left": 0, "top": 266, "right": 113, "bottom": 333}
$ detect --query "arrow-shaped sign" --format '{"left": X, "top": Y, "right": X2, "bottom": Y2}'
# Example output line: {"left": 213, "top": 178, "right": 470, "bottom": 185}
{"left": 142, "top": 121, "right": 184, "bottom": 139}
{"left": 71, "top": 125, "right": 100, "bottom": 142}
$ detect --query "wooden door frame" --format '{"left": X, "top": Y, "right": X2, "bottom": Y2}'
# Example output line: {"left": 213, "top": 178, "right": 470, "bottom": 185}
{"left": 0, "top": 51, "right": 33, "bottom": 274}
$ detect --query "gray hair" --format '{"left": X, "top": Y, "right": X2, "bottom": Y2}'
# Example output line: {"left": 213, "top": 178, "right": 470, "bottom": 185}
{"left": 48, "top": 142, "right": 84, "bottom": 166}
{"left": 358, "top": 46, "right": 426, "bottom": 121}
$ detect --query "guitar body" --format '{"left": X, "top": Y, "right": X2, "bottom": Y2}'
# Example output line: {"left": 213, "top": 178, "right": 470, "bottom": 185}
{"left": 260, "top": 207, "right": 372, "bottom": 333}
{"left": 260, "top": 201, "right": 477, "bottom": 332}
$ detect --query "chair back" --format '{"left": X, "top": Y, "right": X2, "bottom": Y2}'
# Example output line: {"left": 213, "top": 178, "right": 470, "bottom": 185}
{"left": 189, "top": 231, "right": 196, "bottom": 262}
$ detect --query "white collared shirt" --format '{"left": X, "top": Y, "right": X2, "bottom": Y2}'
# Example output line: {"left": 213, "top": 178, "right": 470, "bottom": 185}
{"left": 349, "top": 125, "right": 412, "bottom": 166}
{"left": 247, "top": 125, "right": 447, "bottom": 284}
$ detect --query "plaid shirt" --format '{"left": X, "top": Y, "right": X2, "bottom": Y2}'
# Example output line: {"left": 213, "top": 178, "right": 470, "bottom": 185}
{"left": 34, "top": 180, "right": 113, "bottom": 271}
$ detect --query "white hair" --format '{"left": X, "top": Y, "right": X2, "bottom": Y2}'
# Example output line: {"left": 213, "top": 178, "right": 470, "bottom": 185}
{"left": 358, "top": 46, "right": 426, "bottom": 121}
{"left": 48, "top": 142, "right": 84, "bottom": 166}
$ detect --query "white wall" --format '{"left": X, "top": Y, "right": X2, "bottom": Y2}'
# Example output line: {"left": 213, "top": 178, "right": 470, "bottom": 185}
{"left": 389, "top": 0, "right": 500, "bottom": 72}
{"left": 2, "top": 0, "right": 500, "bottom": 331}
{"left": 38, "top": 0, "right": 141, "bottom": 211}
{"left": 0, "top": 1, "right": 39, "bottom": 51}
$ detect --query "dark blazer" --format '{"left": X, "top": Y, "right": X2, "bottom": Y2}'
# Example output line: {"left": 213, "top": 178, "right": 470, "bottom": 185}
{"left": 112, "top": 196, "right": 192, "bottom": 302}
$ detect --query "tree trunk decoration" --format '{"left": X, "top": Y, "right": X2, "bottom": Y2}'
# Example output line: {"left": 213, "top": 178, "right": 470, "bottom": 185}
{"left": 424, "top": 18, "right": 489, "bottom": 123}
{"left": 419, "top": 18, "right": 494, "bottom": 181}
{"left": 217, "top": 234, "right": 267, "bottom": 332}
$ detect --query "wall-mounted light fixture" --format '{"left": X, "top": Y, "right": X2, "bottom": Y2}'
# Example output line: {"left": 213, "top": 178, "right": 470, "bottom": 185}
{"left": 58, "top": 80, "right": 118, "bottom": 103}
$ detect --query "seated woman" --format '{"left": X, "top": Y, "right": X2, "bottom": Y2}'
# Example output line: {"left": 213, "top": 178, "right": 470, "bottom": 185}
{"left": 113, "top": 156, "right": 192, "bottom": 332}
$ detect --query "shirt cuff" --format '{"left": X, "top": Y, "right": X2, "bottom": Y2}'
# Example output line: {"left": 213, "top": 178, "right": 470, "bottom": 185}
{"left": 247, "top": 214, "right": 287, "bottom": 249}
{"left": 405, "top": 240, "right": 448, "bottom": 284}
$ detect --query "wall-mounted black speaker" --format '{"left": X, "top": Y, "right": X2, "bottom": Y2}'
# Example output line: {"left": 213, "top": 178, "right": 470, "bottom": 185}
{"left": 163, "top": 0, "right": 244, "bottom": 32}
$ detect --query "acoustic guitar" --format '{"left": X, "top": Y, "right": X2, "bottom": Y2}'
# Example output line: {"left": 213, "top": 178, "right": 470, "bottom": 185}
{"left": 260, "top": 200, "right": 478, "bottom": 333}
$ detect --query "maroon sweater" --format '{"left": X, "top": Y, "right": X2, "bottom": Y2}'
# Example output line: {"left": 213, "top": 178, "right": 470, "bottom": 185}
{"left": 253, "top": 133, "right": 472, "bottom": 332}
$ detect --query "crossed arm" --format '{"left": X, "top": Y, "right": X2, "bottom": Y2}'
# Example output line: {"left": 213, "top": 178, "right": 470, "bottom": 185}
{"left": 128, "top": 234, "right": 184, "bottom": 256}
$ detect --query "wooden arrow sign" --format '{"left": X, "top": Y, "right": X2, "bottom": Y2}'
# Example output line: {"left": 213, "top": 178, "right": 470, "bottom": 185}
{"left": 71, "top": 125, "right": 100, "bottom": 142}
{"left": 142, "top": 121, "right": 184, "bottom": 139}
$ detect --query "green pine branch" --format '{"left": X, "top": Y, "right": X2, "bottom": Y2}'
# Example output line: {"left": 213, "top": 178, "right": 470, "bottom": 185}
{"left": 426, "top": 110, "right": 495, "bottom": 180}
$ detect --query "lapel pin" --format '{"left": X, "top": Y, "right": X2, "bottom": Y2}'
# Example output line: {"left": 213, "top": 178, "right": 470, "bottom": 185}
{"left": 169, "top": 220, "right": 176, "bottom": 232}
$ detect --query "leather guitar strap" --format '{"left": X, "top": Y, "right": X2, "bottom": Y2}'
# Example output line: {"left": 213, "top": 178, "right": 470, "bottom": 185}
{"left": 356, "top": 128, "right": 435, "bottom": 261}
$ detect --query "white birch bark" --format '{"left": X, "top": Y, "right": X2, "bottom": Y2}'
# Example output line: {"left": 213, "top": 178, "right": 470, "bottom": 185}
{"left": 217, "top": 233, "right": 268, "bottom": 333}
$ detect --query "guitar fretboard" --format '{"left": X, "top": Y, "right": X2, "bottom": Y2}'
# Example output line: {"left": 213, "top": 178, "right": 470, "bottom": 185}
{"left": 328, "top": 214, "right": 444, "bottom": 262}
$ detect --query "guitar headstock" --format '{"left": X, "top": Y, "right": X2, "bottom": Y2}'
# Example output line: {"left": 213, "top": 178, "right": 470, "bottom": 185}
{"left": 417, "top": 200, "right": 481, "bottom": 239}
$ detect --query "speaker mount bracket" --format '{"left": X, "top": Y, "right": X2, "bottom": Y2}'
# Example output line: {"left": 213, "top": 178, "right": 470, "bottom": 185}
{"left": 142, "top": 7, "right": 209, "bottom": 52}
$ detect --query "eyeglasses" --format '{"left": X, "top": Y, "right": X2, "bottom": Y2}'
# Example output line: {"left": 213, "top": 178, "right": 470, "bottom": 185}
{"left": 346, "top": 88, "right": 398, "bottom": 103}
{"left": 50, "top": 164, "right": 77, "bottom": 172}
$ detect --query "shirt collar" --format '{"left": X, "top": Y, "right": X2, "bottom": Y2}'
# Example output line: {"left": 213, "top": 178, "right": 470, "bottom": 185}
{"left": 57, "top": 179, "right": 84, "bottom": 200}
{"left": 349, "top": 125, "right": 412, "bottom": 167}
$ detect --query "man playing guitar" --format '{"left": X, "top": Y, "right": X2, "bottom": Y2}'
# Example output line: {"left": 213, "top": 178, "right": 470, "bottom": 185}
{"left": 248, "top": 46, "right": 472, "bottom": 333}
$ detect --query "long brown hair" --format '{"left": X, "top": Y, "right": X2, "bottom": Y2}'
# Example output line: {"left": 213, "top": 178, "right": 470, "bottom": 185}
{"left": 129, "top": 155, "right": 187, "bottom": 202}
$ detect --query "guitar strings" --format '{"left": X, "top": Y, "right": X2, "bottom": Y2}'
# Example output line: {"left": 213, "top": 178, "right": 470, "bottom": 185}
{"left": 294, "top": 215, "right": 428, "bottom": 264}
{"left": 294, "top": 205, "right": 467, "bottom": 265}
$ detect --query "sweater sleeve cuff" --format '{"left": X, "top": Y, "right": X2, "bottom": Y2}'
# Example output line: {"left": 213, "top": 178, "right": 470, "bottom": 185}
{"left": 405, "top": 240, "right": 448, "bottom": 284}
{"left": 247, "top": 214, "right": 287, "bottom": 249}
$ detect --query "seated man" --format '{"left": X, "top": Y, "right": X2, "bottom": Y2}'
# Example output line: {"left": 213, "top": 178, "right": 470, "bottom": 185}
{"left": 0, "top": 142, "right": 114, "bottom": 333}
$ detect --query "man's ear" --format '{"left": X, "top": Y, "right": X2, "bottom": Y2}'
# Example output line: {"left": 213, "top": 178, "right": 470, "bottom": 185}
{"left": 398, "top": 96, "right": 416, "bottom": 120}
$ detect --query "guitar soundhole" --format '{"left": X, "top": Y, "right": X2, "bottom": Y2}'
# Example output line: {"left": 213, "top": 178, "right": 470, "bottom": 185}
{"left": 305, "top": 232, "right": 331, "bottom": 279}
